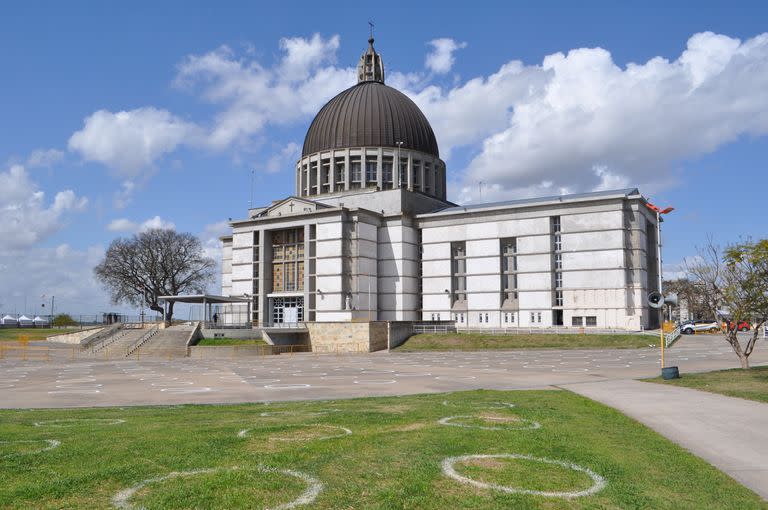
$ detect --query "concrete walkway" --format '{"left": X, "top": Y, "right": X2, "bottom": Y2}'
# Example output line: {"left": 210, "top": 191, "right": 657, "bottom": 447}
{"left": 562, "top": 379, "right": 768, "bottom": 500}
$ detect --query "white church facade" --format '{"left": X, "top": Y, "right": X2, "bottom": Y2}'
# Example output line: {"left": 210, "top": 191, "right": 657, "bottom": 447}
{"left": 220, "top": 37, "right": 661, "bottom": 333}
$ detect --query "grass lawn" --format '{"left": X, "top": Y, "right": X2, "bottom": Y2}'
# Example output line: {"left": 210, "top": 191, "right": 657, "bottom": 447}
{"left": 397, "top": 332, "right": 657, "bottom": 351}
{"left": 646, "top": 365, "right": 768, "bottom": 403}
{"left": 196, "top": 337, "right": 267, "bottom": 346}
{"left": 0, "top": 390, "right": 763, "bottom": 509}
{"left": 0, "top": 328, "right": 71, "bottom": 343}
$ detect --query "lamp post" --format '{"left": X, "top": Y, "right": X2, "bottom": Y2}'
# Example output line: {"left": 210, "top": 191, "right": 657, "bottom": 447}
{"left": 645, "top": 202, "right": 674, "bottom": 369}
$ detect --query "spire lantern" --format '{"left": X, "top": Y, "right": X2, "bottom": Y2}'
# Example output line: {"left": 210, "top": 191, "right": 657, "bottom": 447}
{"left": 357, "top": 32, "right": 385, "bottom": 83}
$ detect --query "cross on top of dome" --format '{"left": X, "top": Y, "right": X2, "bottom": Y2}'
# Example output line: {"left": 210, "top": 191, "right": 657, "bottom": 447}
{"left": 358, "top": 23, "right": 384, "bottom": 84}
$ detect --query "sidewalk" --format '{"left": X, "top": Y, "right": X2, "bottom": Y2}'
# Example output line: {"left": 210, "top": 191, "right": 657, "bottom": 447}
{"left": 562, "top": 379, "right": 768, "bottom": 500}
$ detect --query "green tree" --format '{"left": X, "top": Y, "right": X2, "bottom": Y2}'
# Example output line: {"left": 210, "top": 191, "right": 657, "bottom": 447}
{"left": 94, "top": 229, "right": 215, "bottom": 321}
{"left": 688, "top": 239, "right": 768, "bottom": 368}
{"left": 52, "top": 314, "right": 78, "bottom": 327}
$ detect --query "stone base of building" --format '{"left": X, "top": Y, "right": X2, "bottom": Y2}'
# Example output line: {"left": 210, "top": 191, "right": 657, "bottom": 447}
{"left": 303, "top": 321, "right": 416, "bottom": 353}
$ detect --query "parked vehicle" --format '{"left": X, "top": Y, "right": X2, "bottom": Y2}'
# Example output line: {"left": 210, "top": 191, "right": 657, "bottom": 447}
{"left": 680, "top": 320, "right": 720, "bottom": 335}
{"left": 721, "top": 320, "right": 751, "bottom": 331}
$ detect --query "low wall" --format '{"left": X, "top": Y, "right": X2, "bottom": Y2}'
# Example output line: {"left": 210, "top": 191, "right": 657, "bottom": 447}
{"left": 200, "top": 328, "right": 263, "bottom": 340}
{"left": 46, "top": 327, "right": 105, "bottom": 345}
{"left": 188, "top": 345, "right": 270, "bottom": 359}
{"left": 304, "top": 321, "right": 416, "bottom": 353}
{"left": 305, "top": 322, "right": 372, "bottom": 353}
{"left": 387, "top": 321, "right": 417, "bottom": 349}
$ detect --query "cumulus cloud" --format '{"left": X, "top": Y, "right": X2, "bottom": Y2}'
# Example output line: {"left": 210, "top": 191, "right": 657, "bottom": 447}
{"left": 26, "top": 148, "right": 65, "bottom": 168}
{"left": 65, "top": 30, "right": 768, "bottom": 206}
{"left": 68, "top": 107, "right": 203, "bottom": 178}
{"left": 410, "top": 31, "right": 768, "bottom": 202}
{"left": 175, "top": 34, "right": 354, "bottom": 150}
{"left": 107, "top": 215, "right": 176, "bottom": 233}
{"left": 0, "top": 164, "right": 87, "bottom": 254}
{"left": 425, "top": 38, "right": 467, "bottom": 74}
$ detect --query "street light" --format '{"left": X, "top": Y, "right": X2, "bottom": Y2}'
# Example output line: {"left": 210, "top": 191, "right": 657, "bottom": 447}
{"left": 645, "top": 201, "right": 674, "bottom": 371}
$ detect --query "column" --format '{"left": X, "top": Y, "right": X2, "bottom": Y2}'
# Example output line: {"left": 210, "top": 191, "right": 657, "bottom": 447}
{"left": 329, "top": 152, "right": 335, "bottom": 193}
{"left": 406, "top": 151, "right": 413, "bottom": 191}
{"left": 360, "top": 147, "right": 367, "bottom": 188}
{"left": 344, "top": 151, "right": 351, "bottom": 191}
{"left": 377, "top": 148, "right": 383, "bottom": 189}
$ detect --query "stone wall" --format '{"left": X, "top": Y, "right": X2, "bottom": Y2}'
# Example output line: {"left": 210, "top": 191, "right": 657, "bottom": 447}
{"left": 46, "top": 327, "right": 105, "bottom": 345}
{"left": 305, "top": 321, "right": 416, "bottom": 353}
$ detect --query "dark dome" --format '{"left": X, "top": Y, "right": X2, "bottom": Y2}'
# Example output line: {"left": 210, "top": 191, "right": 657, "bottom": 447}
{"left": 302, "top": 81, "right": 439, "bottom": 158}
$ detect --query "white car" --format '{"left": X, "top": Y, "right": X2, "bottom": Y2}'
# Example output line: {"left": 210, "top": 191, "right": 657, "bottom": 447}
{"left": 680, "top": 320, "right": 720, "bottom": 335}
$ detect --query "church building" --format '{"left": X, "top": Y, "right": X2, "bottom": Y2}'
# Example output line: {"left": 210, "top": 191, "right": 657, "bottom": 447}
{"left": 220, "top": 37, "right": 661, "bottom": 335}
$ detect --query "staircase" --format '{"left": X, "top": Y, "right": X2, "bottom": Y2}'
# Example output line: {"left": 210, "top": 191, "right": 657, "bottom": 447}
{"left": 88, "top": 328, "right": 146, "bottom": 358}
{"left": 128, "top": 325, "right": 193, "bottom": 359}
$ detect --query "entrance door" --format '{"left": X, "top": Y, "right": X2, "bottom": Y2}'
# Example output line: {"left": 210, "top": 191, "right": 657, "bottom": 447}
{"left": 284, "top": 306, "right": 298, "bottom": 324}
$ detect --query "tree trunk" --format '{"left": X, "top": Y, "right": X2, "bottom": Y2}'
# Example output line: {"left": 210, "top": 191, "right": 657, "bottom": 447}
{"left": 725, "top": 329, "right": 751, "bottom": 369}
{"left": 739, "top": 353, "right": 750, "bottom": 369}
{"left": 167, "top": 302, "right": 175, "bottom": 322}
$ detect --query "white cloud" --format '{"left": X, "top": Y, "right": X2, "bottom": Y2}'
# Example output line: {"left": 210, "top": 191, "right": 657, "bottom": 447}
{"left": 0, "top": 164, "right": 87, "bottom": 254}
{"left": 174, "top": 35, "right": 354, "bottom": 150}
{"left": 0, "top": 244, "right": 117, "bottom": 316}
{"left": 68, "top": 107, "right": 203, "bottom": 178}
{"left": 405, "top": 31, "right": 768, "bottom": 202}
{"left": 425, "top": 38, "right": 467, "bottom": 74}
{"left": 107, "top": 215, "right": 176, "bottom": 233}
{"left": 265, "top": 142, "right": 299, "bottom": 173}
{"left": 26, "top": 148, "right": 65, "bottom": 168}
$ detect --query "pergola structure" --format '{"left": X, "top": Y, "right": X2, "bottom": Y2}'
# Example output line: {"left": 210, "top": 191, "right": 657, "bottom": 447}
{"left": 158, "top": 294, "right": 252, "bottom": 327}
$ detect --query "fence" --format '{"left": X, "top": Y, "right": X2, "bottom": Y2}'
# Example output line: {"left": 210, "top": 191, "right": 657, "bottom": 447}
{"left": 413, "top": 324, "right": 646, "bottom": 336}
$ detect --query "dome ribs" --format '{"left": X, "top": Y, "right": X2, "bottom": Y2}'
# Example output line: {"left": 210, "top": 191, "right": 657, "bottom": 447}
{"left": 301, "top": 82, "right": 439, "bottom": 158}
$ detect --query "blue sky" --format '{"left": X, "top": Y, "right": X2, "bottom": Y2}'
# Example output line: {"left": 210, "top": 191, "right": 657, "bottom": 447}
{"left": 1, "top": 1, "right": 767, "bottom": 315}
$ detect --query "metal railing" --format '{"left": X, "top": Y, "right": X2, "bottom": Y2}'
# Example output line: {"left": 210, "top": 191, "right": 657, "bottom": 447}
{"left": 125, "top": 326, "right": 159, "bottom": 357}
{"left": 413, "top": 325, "right": 645, "bottom": 335}
{"left": 665, "top": 326, "right": 682, "bottom": 348}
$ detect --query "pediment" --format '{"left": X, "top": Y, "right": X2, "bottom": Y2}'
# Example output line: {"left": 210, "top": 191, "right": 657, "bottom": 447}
{"left": 260, "top": 197, "right": 331, "bottom": 217}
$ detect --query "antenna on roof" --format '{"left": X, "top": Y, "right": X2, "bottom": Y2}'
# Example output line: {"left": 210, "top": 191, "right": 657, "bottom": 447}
{"left": 368, "top": 20, "right": 374, "bottom": 41}
{"left": 478, "top": 181, "right": 485, "bottom": 201}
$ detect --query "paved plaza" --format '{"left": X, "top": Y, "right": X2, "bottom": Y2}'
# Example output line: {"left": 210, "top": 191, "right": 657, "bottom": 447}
{"left": 1, "top": 335, "right": 765, "bottom": 409}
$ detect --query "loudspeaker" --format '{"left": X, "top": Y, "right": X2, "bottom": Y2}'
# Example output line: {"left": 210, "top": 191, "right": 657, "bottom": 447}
{"left": 648, "top": 291, "right": 664, "bottom": 309}
{"left": 664, "top": 293, "right": 678, "bottom": 307}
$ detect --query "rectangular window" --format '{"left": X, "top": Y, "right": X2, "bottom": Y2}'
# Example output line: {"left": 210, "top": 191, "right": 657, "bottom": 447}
{"left": 501, "top": 238, "right": 518, "bottom": 303}
{"left": 504, "top": 313, "right": 508, "bottom": 323}
{"left": 460, "top": 313, "right": 464, "bottom": 324}
{"left": 365, "top": 159, "right": 377, "bottom": 185}
{"left": 270, "top": 228, "right": 305, "bottom": 292}
{"left": 382, "top": 159, "right": 393, "bottom": 188}
{"left": 350, "top": 159, "right": 362, "bottom": 188}
{"left": 530, "top": 312, "right": 535, "bottom": 323}
{"left": 451, "top": 242, "right": 467, "bottom": 305}
{"left": 485, "top": 313, "right": 489, "bottom": 323}
{"left": 586, "top": 316, "right": 597, "bottom": 327}
{"left": 537, "top": 312, "right": 542, "bottom": 323}
{"left": 478, "top": 313, "right": 483, "bottom": 323}
{"left": 334, "top": 159, "right": 344, "bottom": 185}
{"left": 572, "top": 316, "right": 583, "bottom": 326}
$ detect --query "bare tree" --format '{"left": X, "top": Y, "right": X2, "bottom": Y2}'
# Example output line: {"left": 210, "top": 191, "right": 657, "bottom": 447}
{"left": 94, "top": 229, "right": 215, "bottom": 321}
{"left": 688, "top": 238, "right": 768, "bottom": 369}
{"left": 664, "top": 278, "right": 709, "bottom": 320}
